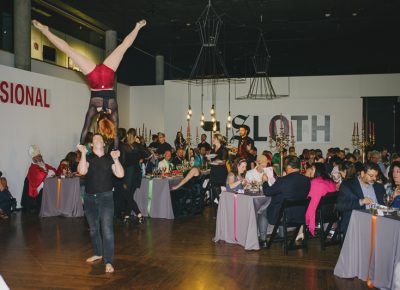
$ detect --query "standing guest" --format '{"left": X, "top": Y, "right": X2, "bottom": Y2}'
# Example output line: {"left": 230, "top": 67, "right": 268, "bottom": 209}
{"left": 148, "top": 134, "right": 159, "bottom": 149}
{"left": 174, "top": 131, "right": 187, "bottom": 150}
{"left": 156, "top": 133, "right": 172, "bottom": 155}
{"left": 258, "top": 156, "right": 310, "bottom": 247}
{"left": 22, "top": 145, "right": 56, "bottom": 212}
{"left": 0, "top": 177, "right": 13, "bottom": 219}
{"left": 226, "top": 159, "right": 248, "bottom": 192}
{"left": 197, "top": 133, "right": 212, "bottom": 153}
{"left": 119, "top": 129, "right": 147, "bottom": 224}
{"left": 237, "top": 125, "right": 254, "bottom": 159}
{"left": 305, "top": 163, "right": 336, "bottom": 236}
{"left": 77, "top": 134, "right": 124, "bottom": 273}
{"left": 337, "top": 162, "right": 385, "bottom": 235}
{"left": 209, "top": 133, "right": 229, "bottom": 203}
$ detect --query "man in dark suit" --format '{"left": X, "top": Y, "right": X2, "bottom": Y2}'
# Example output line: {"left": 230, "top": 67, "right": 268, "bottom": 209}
{"left": 337, "top": 162, "right": 385, "bottom": 235}
{"left": 258, "top": 156, "right": 311, "bottom": 246}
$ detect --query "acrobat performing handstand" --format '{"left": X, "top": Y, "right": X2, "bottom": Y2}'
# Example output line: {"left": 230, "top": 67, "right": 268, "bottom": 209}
{"left": 32, "top": 19, "right": 146, "bottom": 150}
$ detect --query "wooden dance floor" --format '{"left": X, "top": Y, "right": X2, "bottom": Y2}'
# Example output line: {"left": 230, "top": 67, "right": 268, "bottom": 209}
{"left": 0, "top": 208, "right": 374, "bottom": 290}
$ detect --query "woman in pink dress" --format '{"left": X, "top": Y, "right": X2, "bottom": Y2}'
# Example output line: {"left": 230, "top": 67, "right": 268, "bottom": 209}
{"left": 305, "top": 163, "right": 336, "bottom": 236}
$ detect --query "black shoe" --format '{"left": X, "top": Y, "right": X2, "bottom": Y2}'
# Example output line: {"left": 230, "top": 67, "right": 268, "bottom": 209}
{"left": 137, "top": 216, "right": 145, "bottom": 224}
{"left": 259, "top": 239, "right": 268, "bottom": 248}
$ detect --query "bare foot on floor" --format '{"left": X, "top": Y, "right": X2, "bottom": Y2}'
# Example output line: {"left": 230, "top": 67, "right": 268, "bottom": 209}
{"left": 86, "top": 255, "right": 102, "bottom": 263}
{"left": 105, "top": 263, "right": 114, "bottom": 273}
{"left": 32, "top": 20, "right": 49, "bottom": 32}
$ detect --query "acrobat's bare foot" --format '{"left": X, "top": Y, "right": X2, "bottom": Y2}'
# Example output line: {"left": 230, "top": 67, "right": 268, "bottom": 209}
{"left": 32, "top": 20, "right": 49, "bottom": 32}
{"left": 86, "top": 255, "right": 102, "bottom": 263}
{"left": 136, "top": 20, "right": 147, "bottom": 29}
{"left": 105, "top": 263, "right": 114, "bottom": 273}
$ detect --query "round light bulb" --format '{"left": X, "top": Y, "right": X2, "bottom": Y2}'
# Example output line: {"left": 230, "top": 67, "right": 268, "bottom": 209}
{"left": 227, "top": 122, "right": 231, "bottom": 128}
{"left": 188, "top": 108, "right": 192, "bottom": 115}
{"left": 200, "top": 120, "right": 205, "bottom": 126}
{"left": 201, "top": 113, "right": 205, "bottom": 121}
{"left": 213, "top": 124, "right": 217, "bottom": 131}
{"left": 186, "top": 114, "right": 190, "bottom": 120}
{"left": 227, "top": 115, "right": 232, "bottom": 122}
{"left": 211, "top": 116, "right": 216, "bottom": 122}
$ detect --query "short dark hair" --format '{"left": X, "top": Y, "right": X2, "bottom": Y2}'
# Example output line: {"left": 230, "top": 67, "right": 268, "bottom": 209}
{"left": 286, "top": 156, "right": 300, "bottom": 169}
{"left": 362, "top": 161, "right": 380, "bottom": 173}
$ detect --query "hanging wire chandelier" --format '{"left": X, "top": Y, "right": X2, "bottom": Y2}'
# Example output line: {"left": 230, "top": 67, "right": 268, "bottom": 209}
{"left": 237, "top": 31, "right": 289, "bottom": 100}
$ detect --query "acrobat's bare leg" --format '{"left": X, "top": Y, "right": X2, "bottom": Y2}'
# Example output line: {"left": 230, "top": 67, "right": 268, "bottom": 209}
{"left": 32, "top": 20, "right": 96, "bottom": 75}
{"left": 103, "top": 20, "right": 146, "bottom": 71}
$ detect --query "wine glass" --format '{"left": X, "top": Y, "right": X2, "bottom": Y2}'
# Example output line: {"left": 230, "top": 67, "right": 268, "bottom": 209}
{"left": 383, "top": 193, "right": 393, "bottom": 214}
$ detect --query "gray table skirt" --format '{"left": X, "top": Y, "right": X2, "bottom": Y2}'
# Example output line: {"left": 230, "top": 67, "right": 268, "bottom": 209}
{"left": 214, "top": 191, "right": 271, "bottom": 250}
{"left": 134, "top": 177, "right": 182, "bottom": 219}
{"left": 334, "top": 210, "right": 400, "bottom": 290}
{"left": 39, "top": 177, "right": 84, "bottom": 217}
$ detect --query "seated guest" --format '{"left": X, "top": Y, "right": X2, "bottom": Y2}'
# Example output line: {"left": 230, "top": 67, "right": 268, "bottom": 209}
{"left": 22, "top": 145, "right": 56, "bottom": 212}
{"left": 56, "top": 159, "right": 69, "bottom": 176}
{"left": 0, "top": 177, "right": 13, "bottom": 218}
{"left": 288, "top": 146, "right": 297, "bottom": 157}
{"left": 226, "top": 159, "right": 248, "bottom": 192}
{"left": 65, "top": 151, "right": 79, "bottom": 173}
{"left": 245, "top": 155, "right": 270, "bottom": 183}
{"left": 197, "top": 133, "right": 212, "bottom": 152}
{"left": 174, "top": 131, "right": 187, "bottom": 150}
{"left": 198, "top": 144, "right": 211, "bottom": 169}
{"left": 337, "top": 162, "right": 385, "bottom": 235}
{"left": 345, "top": 153, "right": 357, "bottom": 163}
{"left": 385, "top": 161, "right": 400, "bottom": 208}
{"left": 272, "top": 148, "right": 287, "bottom": 176}
{"left": 171, "top": 155, "right": 202, "bottom": 191}
{"left": 158, "top": 150, "right": 173, "bottom": 173}
{"left": 173, "top": 148, "right": 186, "bottom": 167}
{"left": 368, "top": 150, "right": 387, "bottom": 183}
{"left": 258, "top": 156, "right": 310, "bottom": 246}
{"left": 305, "top": 163, "right": 336, "bottom": 236}
{"left": 156, "top": 132, "right": 172, "bottom": 155}
{"left": 246, "top": 144, "right": 257, "bottom": 170}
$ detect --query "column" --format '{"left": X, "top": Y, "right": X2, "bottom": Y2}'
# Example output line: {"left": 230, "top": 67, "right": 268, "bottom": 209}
{"left": 155, "top": 54, "right": 164, "bottom": 85}
{"left": 14, "top": 0, "right": 31, "bottom": 70}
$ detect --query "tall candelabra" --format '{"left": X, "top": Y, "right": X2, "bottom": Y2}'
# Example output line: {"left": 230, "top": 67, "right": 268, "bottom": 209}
{"left": 269, "top": 118, "right": 295, "bottom": 176}
{"left": 352, "top": 122, "right": 375, "bottom": 162}
{"left": 186, "top": 121, "right": 192, "bottom": 158}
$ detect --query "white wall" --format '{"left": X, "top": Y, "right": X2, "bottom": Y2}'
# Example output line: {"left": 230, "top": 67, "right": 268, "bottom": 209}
{"left": 163, "top": 74, "right": 400, "bottom": 154}
{"left": 129, "top": 85, "right": 165, "bottom": 135}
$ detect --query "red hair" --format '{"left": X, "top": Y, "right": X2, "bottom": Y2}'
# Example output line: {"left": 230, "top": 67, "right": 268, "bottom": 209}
{"left": 97, "top": 114, "right": 116, "bottom": 140}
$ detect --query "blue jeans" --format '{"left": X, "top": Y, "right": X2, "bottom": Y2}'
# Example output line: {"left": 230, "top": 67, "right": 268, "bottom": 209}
{"left": 84, "top": 191, "right": 114, "bottom": 264}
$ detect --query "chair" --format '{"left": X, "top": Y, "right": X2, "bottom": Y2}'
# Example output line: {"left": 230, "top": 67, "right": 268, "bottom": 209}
{"left": 267, "top": 198, "right": 308, "bottom": 255}
{"left": 316, "top": 192, "right": 342, "bottom": 250}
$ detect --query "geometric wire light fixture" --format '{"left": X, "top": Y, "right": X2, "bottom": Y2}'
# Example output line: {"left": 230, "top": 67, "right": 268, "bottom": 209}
{"left": 237, "top": 31, "right": 289, "bottom": 100}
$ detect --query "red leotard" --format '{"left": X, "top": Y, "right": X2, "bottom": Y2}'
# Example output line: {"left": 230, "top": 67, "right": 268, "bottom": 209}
{"left": 86, "top": 64, "right": 115, "bottom": 90}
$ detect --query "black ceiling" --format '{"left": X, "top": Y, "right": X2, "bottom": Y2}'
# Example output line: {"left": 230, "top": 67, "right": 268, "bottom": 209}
{"left": 11, "top": 0, "right": 400, "bottom": 85}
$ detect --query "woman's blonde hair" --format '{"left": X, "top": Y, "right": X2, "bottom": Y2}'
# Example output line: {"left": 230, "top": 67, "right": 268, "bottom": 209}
{"left": 213, "top": 133, "right": 227, "bottom": 146}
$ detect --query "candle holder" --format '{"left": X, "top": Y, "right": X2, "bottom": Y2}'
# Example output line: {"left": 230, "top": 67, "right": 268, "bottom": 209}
{"left": 186, "top": 121, "right": 192, "bottom": 153}
{"left": 352, "top": 124, "right": 375, "bottom": 163}
{"left": 269, "top": 125, "right": 295, "bottom": 176}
